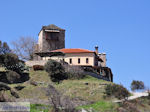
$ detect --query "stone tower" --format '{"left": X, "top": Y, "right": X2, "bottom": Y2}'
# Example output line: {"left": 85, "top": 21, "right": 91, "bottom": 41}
{"left": 34, "top": 24, "right": 65, "bottom": 60}
{"left": 38, "top": 24, "right": 65, "bottom": 52}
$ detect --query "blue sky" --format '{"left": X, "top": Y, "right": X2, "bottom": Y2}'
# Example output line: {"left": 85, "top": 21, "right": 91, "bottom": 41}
{"left": 0, "top": 0, "right": 150, "bottom": 90}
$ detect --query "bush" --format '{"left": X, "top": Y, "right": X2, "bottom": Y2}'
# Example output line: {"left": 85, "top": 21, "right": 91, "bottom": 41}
{"left": 44, "top": 60, "right": 67, "bottom": 83}
{"left": 131, "top": 80, "right": 145, "bottom": 91}
{"left": 104, "top": 84, "right": 130, "bottom": 100}
{"left": 6, "top": 71, "right": 20, "bottom": 84}
{"left": 33, "top": 65, "right": 44, "bottom": 71}
{"left": 5, "top": 62, "right": 26, "bottom": 74}
{"left": 2, "top": 53, "right": 26, "bottom": 74}
{"left": 64, "top": 65, "right": 86, "bottom": 79}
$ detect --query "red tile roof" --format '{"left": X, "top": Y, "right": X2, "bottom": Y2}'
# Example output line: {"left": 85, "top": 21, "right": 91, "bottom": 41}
{"left": 51, "top": 48, "right": 94, "bottom": 54}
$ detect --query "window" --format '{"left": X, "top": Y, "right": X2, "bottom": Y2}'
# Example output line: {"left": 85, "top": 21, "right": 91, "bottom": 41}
{"left": 78, "top": 58, "right": 80, "bottom": 64}
{"left": 69, "top": 58, "right": 72, "bottom": 64}
{"left": 46, "top": 32, "right": 59, "bottom": 40}
{"left": 86, "top": 58, "right": 89, "bottom": 64}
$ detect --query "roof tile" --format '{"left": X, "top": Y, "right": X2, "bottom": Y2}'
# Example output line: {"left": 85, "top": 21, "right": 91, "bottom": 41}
{"left": 51, "top": 48, "right": 94, "bottom": 53}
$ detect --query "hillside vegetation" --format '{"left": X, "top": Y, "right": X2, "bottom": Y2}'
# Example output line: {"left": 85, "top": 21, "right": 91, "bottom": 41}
{"left": 8, "top": 70, "right": 112, "bottom": 101}
{"left": 1, "top": 69, "right": 150, "bottom": 112}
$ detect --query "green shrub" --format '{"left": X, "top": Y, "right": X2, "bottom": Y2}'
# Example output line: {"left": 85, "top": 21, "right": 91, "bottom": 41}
{"left": 44, "top": 59, "right": 67, "bottom": 83}
{"left": 5, "top": 62, "right": 26, "bottom": 74}
{"left": 33, "top": 65, "right": 44, "bottom": 71}
{"left": 1, "top": 53, "right": 26, "bottom": 74}
{"left": 131, "top": 80, "right": 145, "bottom": 91}
{"left": 104, "top": 84, "right": 129, "bottom": 100}
{"left": 6, "top": 71, "right": 20, "bottom": 84}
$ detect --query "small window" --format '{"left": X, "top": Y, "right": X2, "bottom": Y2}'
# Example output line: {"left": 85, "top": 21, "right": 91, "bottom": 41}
{"left": 78, "top": 58, "right": 80, "bottom": 64}
{"left": 86, "top": 58, "right": 89, "bottom": 64}
{"left": 69, "top": 58, "right": 72, "bottom": 64}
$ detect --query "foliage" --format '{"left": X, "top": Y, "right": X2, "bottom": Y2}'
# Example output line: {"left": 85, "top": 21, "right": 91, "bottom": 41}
{"left": 4, "top": 55, "right": 25, "bottom": 73}
{"left": 44, "top": 59, "right": 67, "bottom": 83}
{"left": 131, "top": 80, "right": 145, "bottom": 91}
{"left": 0, "top": 41, "right": 11, "bottom": 55}
{"left": 12, "top": 37, "right": 37, "bottom": 60}
{"left": 0, "top": 41, "right": 11, "bottom": 65}
{"left": 0, "top": 41, "right": 26, "bottom": 74}
{"left": 6, "top": 70, "right": 20, "bottom": 84}
{"left": 33, "top": 65, "right": 44, "bottom": 71}
{"left": 0, "top": 53, "right": 26, "bottom": 74}
{"left": 63, "top": 65, "right": 86, "bottom": 79}
{"left": 104, "top": 84, "right": 130, "bottom": 100}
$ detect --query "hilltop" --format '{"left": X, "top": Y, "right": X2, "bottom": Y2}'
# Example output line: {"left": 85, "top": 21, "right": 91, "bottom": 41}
{"left": 0, "top": 69, "right": 150, "bottom": 112}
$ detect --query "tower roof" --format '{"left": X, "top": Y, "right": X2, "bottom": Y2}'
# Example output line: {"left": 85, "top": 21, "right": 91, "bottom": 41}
{"left": 42, "top": 24, "right": 65, "bottom": 31}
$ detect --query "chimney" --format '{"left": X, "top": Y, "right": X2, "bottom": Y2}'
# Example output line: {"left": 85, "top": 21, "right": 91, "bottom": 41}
{"left": 95, "top": 45, "right": 98, "bottom": 55}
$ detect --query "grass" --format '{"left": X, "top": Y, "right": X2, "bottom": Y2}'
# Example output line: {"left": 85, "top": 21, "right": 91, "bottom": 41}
{"left": 77, "top": 100, "right": 118, "bottom": 112}
{"left": 4, "top": 70, "right": 150, "bottom": 112}
{"left": 8, "top": 70, "right": 50, "bottom": 99}
{"left": 7, "top": 70, "right": 112, "bottom": 102}
{"left": 30, "top": 104, "right": 50, "bottom": 112}
{"left": 56, "top": 75, "right": 112, "bottom": 102}
{"left": 4, "top": 70, "right": 115, "bottom": 111}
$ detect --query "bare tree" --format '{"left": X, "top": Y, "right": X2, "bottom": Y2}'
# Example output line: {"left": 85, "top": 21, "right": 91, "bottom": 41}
{"left": 12, "top": 37, "right": 37, "bottom": 60}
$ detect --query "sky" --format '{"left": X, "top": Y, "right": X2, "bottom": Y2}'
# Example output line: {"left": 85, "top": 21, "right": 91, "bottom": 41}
{"left": 0, "top": 0, "right": 150, "bottom": 90}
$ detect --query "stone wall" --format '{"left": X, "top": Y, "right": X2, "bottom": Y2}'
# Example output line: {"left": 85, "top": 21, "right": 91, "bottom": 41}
{"left": 25, "top": 60, "right": 48, "bottom": 67}
{"left": 41, "top": 30, "right": 65, "bottom": 52}
{"left": 99, "top": 53, "right": 106, "bottom": 67}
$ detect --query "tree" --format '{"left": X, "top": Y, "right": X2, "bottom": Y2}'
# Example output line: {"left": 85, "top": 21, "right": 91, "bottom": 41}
{"left": 12, "top": 37, "right": 37, "bottom": 60}
{"left": 131, "top": 80, "right": 145, "bottom": 91}
{"left": 0, "top": 41, "right": 11, "bottom": 65}
{"left": 0, "top": 40, "right": 26, "bottom": 74}
{"left": 0, "top": 41, "right": 11, "bottom": 55}
{"left": 44, "top": 59, "right": 68, "bottom": 83}
{"left": 104, "top": 84, "right": 130, "bottom": 100}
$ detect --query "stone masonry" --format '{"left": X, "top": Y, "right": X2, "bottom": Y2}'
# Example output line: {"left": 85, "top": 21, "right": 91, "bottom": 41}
{"left": 33, "top": 24, "right": 65, "bottom": 60}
